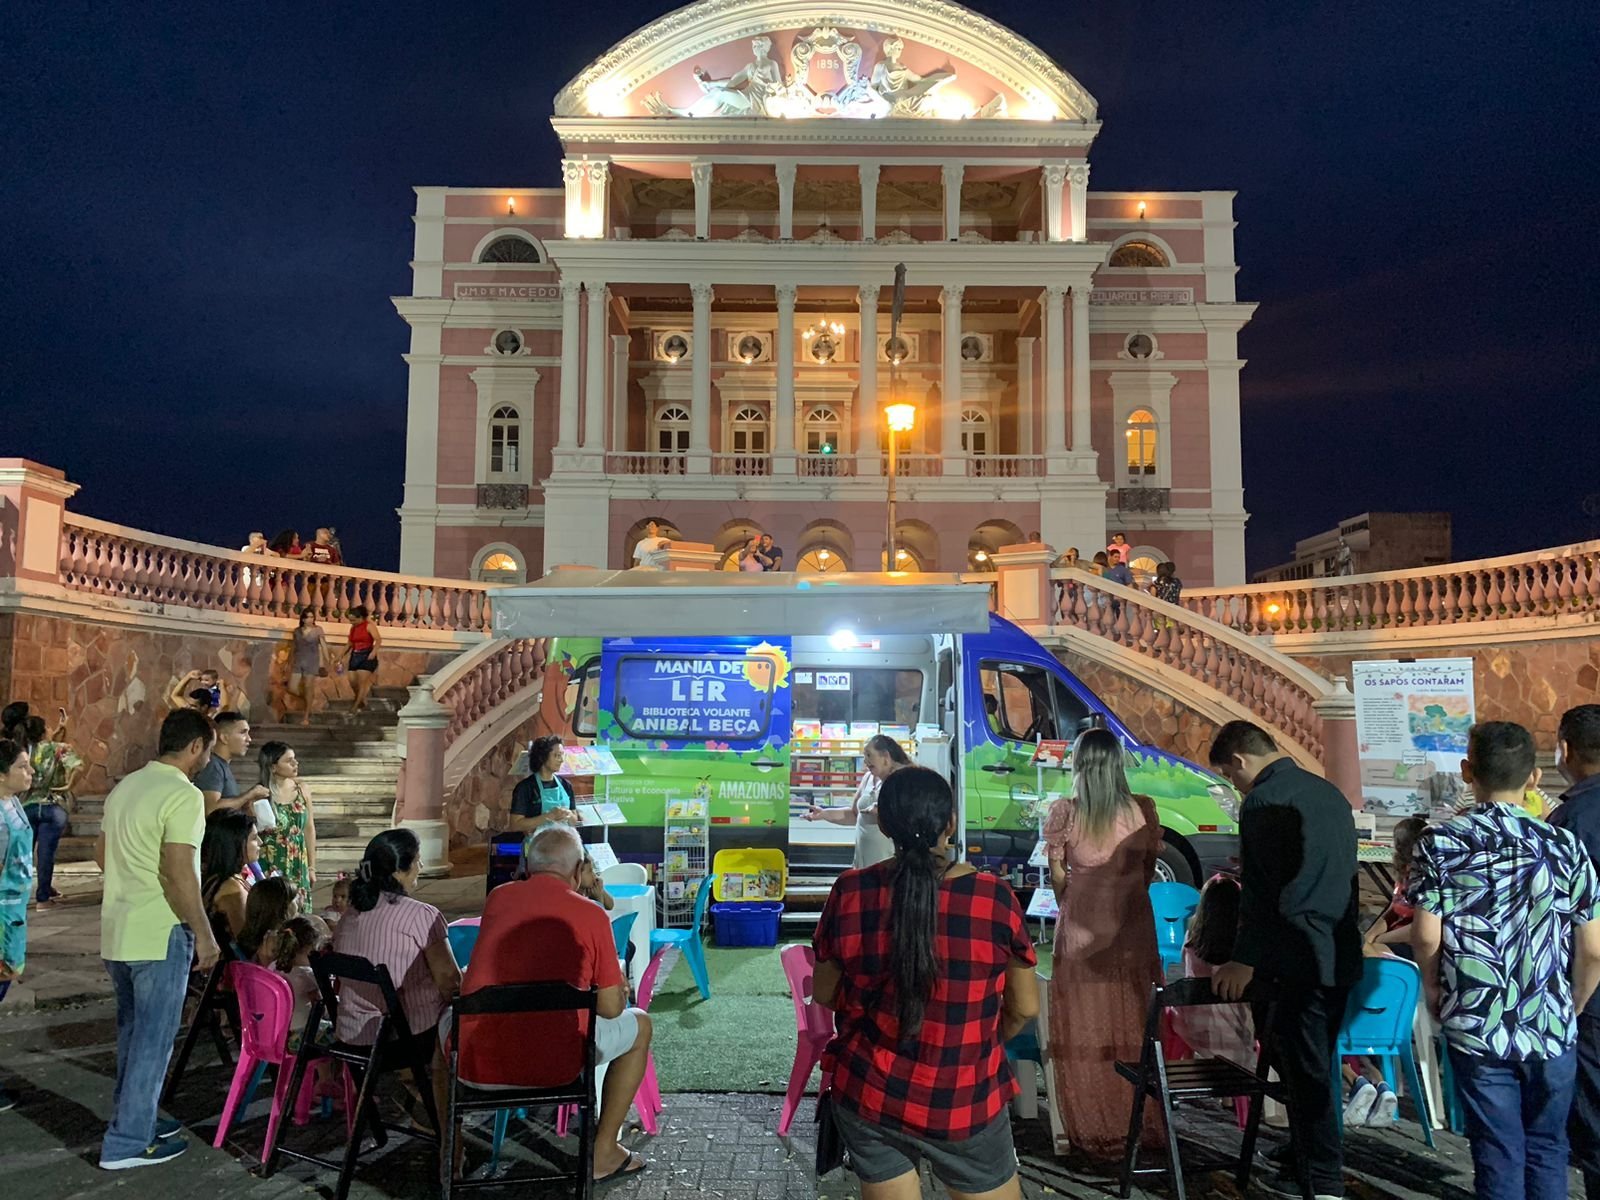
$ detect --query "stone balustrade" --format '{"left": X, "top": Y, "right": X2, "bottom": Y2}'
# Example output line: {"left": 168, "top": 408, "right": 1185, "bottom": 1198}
{"left": 1182, "top": 539, "right": 1600, "bottom": 635}
{"left": 59, "top": 515, "right": 496, "bottom": 632}
{"left": 431, "top": 637, "right": 551, "bottom": 749}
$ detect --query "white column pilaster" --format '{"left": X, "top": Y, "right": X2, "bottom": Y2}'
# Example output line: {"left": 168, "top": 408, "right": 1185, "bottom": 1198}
{"left": 776, "top": 161, "right": 797, "bottom": 241}
{"left": 1043, "top": 287, "right": 1067, "bottom": 462}
{"left": 556, "top": 280, "right": 582, "bottom": 453}
{"left": 1070, "top": 283, "right": 1094, "bottom": 457}
{"left": 1066, "top": 162, "right": 1090, "bottom": 243}
{"left": 1016, "top": 334, "right": 1037, "bottom": 456}
{"left": 398, "top": 309, "right": 445, "bottom": 575}
{"left": 610, "top": 333, "right": 630, "bottom": 452}
{"left": 856, "top": 284, "right": 879, "bottom": 468}
{"left": 1202, "top": 314, "right": 1249, "bottom": 584}
{"left": 859, "top": 162, "right": 879, "bottom": 242}
{"left": 1042, "top": 164, "right": 1067, "bottom": 243}
{"left": 692, "top": 160, "right": 713, "bottom": 240}
{"left": 561, "top": 159, "right": 585, "bottom": 239}
{"left": 774, "top": 282, "right": 797, "bottom": 473}
{"left": 941, "top": 163, "right": 964, "bottom": 241}
{"left": 585, "top": 160, "right": 610, "bottom": 239}
{"left": 583, "top": 284, "right": 609, "bottom": 457}
{"left": 940, "top": 284, "right": 965, "bottom": 460}
{"left": 689, "top": 282, "right": 714, "bottom": 473}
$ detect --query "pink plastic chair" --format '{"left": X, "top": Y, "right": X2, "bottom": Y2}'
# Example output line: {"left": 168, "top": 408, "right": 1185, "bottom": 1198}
{"left": 552, "top": 947, "right": 670, "bottom": 1139}
{"left": 778, "top": 944, "right": 833, "bottom": 1136}
{"left": 213, "top": 962, "right": 318, "bottom": 1152}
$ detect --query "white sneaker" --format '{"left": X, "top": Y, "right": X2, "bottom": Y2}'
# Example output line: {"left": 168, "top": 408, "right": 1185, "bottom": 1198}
{"left": 1342, "top": 1079, "right": 1377, "bottom": 1126}
{"left": 1365, "top": 1083, "right": 1398, "bottom": 1127}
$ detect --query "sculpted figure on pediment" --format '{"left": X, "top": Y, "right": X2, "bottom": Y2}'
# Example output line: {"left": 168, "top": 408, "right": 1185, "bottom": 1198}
{"left": 868, "top": 37, "right": 956, "bottom": 116}
{"left": 644, "top": 36, "right": 787, "bottom": 117}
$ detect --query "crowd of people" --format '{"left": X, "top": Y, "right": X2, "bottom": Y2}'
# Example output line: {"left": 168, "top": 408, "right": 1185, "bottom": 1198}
{"left": 12, "top": 679, "right": 1600, "bottom": 1199}
{"left": 242, "top": 526, "right": 345, "bottom": 566}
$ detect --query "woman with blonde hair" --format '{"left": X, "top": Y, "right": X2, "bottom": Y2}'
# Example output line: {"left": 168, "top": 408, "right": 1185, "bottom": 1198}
{"left": 1043, "top": 727, "right": 1165, "bottom": 1159}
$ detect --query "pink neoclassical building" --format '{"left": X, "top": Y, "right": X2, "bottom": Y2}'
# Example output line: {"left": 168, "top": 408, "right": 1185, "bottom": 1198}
{"left": 395, "top": 0, "right": 1254, "bottom": 585}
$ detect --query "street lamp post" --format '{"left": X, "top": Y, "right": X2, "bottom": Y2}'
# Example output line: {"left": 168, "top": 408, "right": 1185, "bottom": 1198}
{"left": 885, "top": 401, "right": 917, "bottom": 569}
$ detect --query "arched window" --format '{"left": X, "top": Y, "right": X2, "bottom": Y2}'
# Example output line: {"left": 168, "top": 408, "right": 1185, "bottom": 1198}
{"left": 479, "top": 235, "right": 541, "bottom": 264}
{"left": 960, "top": 408, "right": 989, "bottom": 456}
{"left": 1125, "top": 407, "right": 1157, "bottom": 477}
{"left": 1108, "top": 239, "right": 1169, "bottom": 268}
{"left": 654, "top": 405, "right": 690, "bottom": 456}
{"left": 473, "top": 546, "right": 526, "bottom": 583}
{"left": 881, "top": 547, "right": 922, "bottom": 572}
{"left": 731, "top": 406, "right": 769, "bottom": 456}
{"left": 805, "top": 406, "right": 841, "bottom": 456}
{"left": 797, "top": 546, "right": 848, "bottom": 574}
{"left": 489, "top": 405, "right": 521, "bottom": 476}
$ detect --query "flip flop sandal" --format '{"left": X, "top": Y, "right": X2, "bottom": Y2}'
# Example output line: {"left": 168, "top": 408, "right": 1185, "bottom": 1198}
{"left": 594, "top": 1150, "right": 647, "bottom": 1187}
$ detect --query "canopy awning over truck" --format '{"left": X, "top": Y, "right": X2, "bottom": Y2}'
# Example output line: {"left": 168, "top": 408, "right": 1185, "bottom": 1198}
{"left": 491, "top": 570, "right": 993, "bottom": 638}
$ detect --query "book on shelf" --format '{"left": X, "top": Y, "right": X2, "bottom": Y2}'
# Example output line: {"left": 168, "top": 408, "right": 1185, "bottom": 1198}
{"left": 666, "top": 880, "right": 685, "bottom": 901}
{"left": 666, "top": 798, "right": 708, "bottom": 818}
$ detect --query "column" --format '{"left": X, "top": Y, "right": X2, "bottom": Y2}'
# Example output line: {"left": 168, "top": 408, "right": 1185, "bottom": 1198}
{"left": 610, "top": 333, "right": 630, "bottom": 452}
{"left": 1203, "top": 313, "right": 1248, "bottom": 584}
{"left": 1070, "top": 284, "right": 1093, "bottom": 454}
{"left": 941, "top": 163, "right": 964, "bottom": 241}
{"left": 1043, "top": 287, "right": 1067, "bottom": 456}
{"left": 561, "top": 159, "right": 585, "bottom": 239}
{"left": 856, "top": 284, "right": 880, "bottom": 468}
{"left": 859, "top": 162, "right": 879, "bottom": 241}
{"left": 692, "top": 160, "right": 713, "bottom": 240}
{"left": 399, "top": 306, "right": 446, "bottom": 573}
{"left": 774, "top": 282, "right": 797, "bottom": 472}
{"left": 1041, "top": 164, "right": 1067, "bottom": 242}
{"left": 940, "top": 285, "right": 965, "bottom": 460}
{"left": 689, "top": 282, "right": 714, "bottom": 472}
{"left": 1016, "top": 335, "right": 1037, "bottom": 455}
{"left": 583, "top": 284, "right": 609, "bottom": 454}
{"left": 556, "top": 280, "right": 582, "bottom": 451}
{"left": 1066, "top": 161, "right": 1090, "bottom": 243}
{"left": 396, "top": 684, "right": 451, "bottom": 877}
{"left": 776, "top": 161, "right": 797, "bottom": 241}
{"left": 584, "top": 159, "right": 611, "bottom": 239}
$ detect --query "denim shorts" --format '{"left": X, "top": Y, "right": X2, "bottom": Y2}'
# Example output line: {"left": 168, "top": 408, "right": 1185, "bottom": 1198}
{"left": 832, "top": 1102, "right": 1017, "bottom": 1193}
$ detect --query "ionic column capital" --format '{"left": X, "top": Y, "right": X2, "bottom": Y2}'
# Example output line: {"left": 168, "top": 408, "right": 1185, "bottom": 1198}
{"left": 561, "top": 158, "right": 585, "bottom": 184}
{"left": 1042, "top": 163, "right": 1069, "bottom": 189}
{"left": 940, "top": 284, "right": 965, "bottom": 308}
{"left": 690, "top": 281, "right": 715, "bottom": 305}
{"left": 1065, "top": 162, "right": 1091, "bottom": 188}
{"left": 774, "top": 282, "right": 798, "bottom": 308}
{"left": 585, "top": 159, "right": 611, "bottom": 184}
{"left": 857, "top": 284, "right": 880, "bottom": 308}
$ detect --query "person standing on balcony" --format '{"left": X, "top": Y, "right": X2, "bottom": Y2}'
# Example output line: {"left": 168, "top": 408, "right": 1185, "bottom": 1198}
{"left": 257, "top": 742, "right": 317, "bottom": 910}
{"left": 631, "top": 520, "right": 672, "bottom": 570}
{"left": 94, "top": 709, "right": 220, "bottom": 1170}
{"left": 756, "top": 532, "right": 784, "bottom": 572}
{"left": 739, "top": 535, "right": 765, "bottom": 572}
{"left": 1106, "top": 531, "right": 1131, "bottom": 563}
{"left": 1550, "top": 704, "right": 1600, "bottom": 1199}
{"left": 344, "top": 606, "right": 381, "bottom": 713}
{"left": 508, "top": 735, "right": 579, "bottom": 834}
{"left": 1209, "top": 720, "right": 1362, "bottom": 1200}
{"left": 300, "top": 527, "right": 342, "bottom": 566}
{"left": 1104, "top": 549, "right": 1133, "bottom": 589}
{"left": 193, "top": 713, "right": 270, "bottom": 817}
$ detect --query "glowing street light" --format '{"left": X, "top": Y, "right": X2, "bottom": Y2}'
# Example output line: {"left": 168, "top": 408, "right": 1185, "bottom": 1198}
{"left": 885, "top": 400, "right": 917, "bottom": 571}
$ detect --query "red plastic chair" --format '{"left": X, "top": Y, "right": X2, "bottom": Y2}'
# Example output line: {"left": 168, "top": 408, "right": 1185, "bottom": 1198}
{"left": 549, "top": 947, "right": 669, "bottom": 1142}
{"left": 213, "top": 962, "right": 318, "bottom": 1152}
{"left": 778, "top": 944, "right": 833, "bottom": 1136}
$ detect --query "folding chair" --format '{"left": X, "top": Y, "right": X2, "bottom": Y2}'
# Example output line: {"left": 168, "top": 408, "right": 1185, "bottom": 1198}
{"left": 445, "top": 981, "right": 599, "bottom": 1200}
{"left": 162, "top": 928, "right": 244, "bottom": 1103}
{"left": 262, "top": 952, "right": 440, "bottom": 1200}
{"left": 1115, "top": 978, "right": 1282, "bottom": 1200}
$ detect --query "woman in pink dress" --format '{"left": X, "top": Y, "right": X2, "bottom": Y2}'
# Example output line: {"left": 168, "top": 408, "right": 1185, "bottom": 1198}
{"left": 1044, "top": 727, "right": 1165, "bottom": 1160}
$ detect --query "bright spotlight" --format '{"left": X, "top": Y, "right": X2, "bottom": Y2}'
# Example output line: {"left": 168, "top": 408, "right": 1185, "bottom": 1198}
{"left": 829, "top": 628, "right": 857, "bottom": 651}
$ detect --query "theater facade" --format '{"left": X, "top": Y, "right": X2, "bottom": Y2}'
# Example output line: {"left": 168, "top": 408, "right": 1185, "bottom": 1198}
{"left": 395, "top": 0, "right": 1254, "bottom": 585}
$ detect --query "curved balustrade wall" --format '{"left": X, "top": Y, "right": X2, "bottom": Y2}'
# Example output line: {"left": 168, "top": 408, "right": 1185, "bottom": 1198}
{"left": 59, "top": 516, "right": 495, "bottom": 632}
{"left": 433, "top": 638, "right": 550, "bottom": 750}
{"left": 1182, "top": 541, "right": 1600, "bottom": 635}
{"left": 1050, "top": 569, "right": 1330, "bottom": 759}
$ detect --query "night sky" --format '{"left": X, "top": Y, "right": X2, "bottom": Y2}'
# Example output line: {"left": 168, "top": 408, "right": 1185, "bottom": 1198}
{"left": 8, "top": 1, "right": 1596, "bottom": 573}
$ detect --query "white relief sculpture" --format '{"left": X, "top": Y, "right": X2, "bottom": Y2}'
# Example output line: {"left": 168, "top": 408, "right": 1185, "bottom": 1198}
{"left": 644, "top": 36, "right": 787, "bottom": 117}
{"left": 868, "top": 36, "right": 956, "bottom": 116}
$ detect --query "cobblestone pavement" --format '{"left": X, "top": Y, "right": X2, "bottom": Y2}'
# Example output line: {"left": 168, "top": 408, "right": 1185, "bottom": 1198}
{"left": 0, "top": 995, "right": 1500, "bottom": 1200}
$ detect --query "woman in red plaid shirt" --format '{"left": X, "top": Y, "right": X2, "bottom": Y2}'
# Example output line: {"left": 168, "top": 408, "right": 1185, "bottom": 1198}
{"left": 813, "top": 767, "right": 1039, "bottom": 1199}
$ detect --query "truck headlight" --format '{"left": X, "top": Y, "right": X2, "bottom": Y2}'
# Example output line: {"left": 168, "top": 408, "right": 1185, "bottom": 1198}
{"left": 1207, "top": 783, "right": 1241, "bottom": 824}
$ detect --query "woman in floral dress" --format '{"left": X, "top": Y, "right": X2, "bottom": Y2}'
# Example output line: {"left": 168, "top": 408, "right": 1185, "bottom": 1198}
{"left": 256, "top": 741, "right": 317, "bottom": 908}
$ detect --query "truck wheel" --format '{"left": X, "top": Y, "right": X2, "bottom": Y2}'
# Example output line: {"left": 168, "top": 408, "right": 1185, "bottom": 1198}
{"left": 1155, "top": 840, "right": 1197, "bottom": 886}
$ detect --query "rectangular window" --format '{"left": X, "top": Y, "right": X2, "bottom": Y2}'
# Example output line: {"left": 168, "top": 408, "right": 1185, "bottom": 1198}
{"left": 792, "top": 668, "right": 923, "bottom": 727}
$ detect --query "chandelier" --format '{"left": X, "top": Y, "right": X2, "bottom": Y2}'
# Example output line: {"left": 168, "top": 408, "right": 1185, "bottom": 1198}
{"left": 802, "top": 315, "right": 845, "bottom": 363}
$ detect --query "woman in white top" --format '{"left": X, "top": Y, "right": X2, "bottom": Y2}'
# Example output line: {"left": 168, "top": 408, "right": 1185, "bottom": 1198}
{"left": 804, "top": 734, "right": 911, "bottom": 868}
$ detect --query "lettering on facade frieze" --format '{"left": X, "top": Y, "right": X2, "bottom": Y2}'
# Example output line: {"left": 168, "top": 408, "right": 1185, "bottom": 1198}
{"left": 1089, "top": 288, "right": 1195, "bottom": 306}
{"left": 454, "top": 283, "right": 560, "bottom": 301}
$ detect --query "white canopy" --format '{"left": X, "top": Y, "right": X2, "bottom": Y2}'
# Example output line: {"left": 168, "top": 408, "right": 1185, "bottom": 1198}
{"left": 490, "top": 570, "right": 992, "bottom": 638}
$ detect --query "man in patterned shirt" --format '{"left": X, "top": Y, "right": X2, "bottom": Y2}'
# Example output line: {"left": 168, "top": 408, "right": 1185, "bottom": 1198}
{"left": 1410, "top": 721, "right": 1600, "bottom": 1200}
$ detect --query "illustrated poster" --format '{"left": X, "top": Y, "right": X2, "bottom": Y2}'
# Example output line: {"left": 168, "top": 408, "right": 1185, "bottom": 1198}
{"left": 1352, "top": 658, "right": 1475, "bottom": 816}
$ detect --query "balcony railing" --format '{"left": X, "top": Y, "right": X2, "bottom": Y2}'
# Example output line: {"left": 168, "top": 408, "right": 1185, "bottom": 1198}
{"left": 1117, "top": 486, "right": 1171, "bottom": 513}
{"left": 797, "top": 455, "right": 855, "bottom": 478}
{"left": 895, "top": 455, "right": 944, "bottom": 477}
{"left": 476, "top": 483, "right": 529, "bottom": 510}
{"left": 606, "top": 452, "right": 686, "bottom": 476}
{"left": 966, "top": 455, "right": 1044, "bottom": 478}
{"left": 712, "top": 454, "right": 771, "bottom": 477}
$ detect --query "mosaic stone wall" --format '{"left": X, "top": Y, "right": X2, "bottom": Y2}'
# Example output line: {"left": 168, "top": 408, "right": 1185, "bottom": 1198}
{"left": 1054, "top": 647, "right": 1224, "bottom": 766}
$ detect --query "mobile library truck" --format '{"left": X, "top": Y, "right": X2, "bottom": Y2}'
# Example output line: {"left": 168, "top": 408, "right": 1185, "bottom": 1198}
{"left": 495, "top": 571, "right": 1239, "bottom": 908}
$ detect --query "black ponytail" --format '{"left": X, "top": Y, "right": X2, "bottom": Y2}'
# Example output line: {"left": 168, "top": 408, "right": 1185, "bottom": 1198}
{"left": 350, "top": 829, "right": 420, "bottom": 912}
{"left": 876, "top": 766, "right": 952, "bottom": 1040}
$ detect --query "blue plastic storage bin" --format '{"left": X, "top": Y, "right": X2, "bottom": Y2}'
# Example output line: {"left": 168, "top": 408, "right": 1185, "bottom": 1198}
{"left": 711, "top": 902, "right": 783, "bottom": 947}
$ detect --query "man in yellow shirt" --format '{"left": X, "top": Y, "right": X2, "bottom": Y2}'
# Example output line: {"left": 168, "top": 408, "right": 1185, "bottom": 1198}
{"left": 94, "top": 709, "right": 221, "bottom": 1170}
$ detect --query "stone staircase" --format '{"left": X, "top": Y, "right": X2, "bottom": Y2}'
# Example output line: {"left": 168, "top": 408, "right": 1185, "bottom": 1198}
{"left": 56, "top": 687, "right": 409, "bottom": 885}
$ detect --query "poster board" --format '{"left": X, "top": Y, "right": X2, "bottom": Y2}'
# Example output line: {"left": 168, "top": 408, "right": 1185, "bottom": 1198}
{"left": 1352, "top": 658, "right": 1475, "bottom": 816}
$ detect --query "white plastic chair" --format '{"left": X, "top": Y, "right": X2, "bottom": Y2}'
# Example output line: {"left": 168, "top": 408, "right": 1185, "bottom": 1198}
{"left": 602, "top": 862, "right": 649, "bottom": 887}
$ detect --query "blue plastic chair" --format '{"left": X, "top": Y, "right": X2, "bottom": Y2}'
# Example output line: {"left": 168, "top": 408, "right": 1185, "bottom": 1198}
{"left": 1333, "top": 956, "right": 1435, "bottom": 1148}
{"left": 447, "top": 918, "right": 481, "bottom": 968}
{"left": 611, "top": 911, "right": 638, "bottom": 978}
{"left": 1148, "top": 882, "right": 1200, "bottom": 974}
{"left": 649, "top": 873, "right": 714, "bottom": 1001}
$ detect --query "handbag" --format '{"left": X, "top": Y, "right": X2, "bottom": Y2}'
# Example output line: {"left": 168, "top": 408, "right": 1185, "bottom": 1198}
{"left": 813, "top": 1091, "right": 847, "bottom": 1177}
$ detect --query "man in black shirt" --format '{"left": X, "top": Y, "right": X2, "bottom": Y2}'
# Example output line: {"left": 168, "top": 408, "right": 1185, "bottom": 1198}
{"left": 756, "top": 533, "right": 784, "bottom": 572}
{"left": 1210, "top": 721, "right": 1361, "bottom": 1200}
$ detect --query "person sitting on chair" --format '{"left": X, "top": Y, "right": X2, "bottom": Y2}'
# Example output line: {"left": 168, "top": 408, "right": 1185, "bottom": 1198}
{"left": 459, "top": 824, "right": 650, "bottom": 1186}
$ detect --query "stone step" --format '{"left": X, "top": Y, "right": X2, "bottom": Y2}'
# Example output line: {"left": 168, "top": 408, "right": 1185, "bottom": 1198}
{"left": 292, "top": 777, "right": 401, "bottom": 801}
{"left": 252, "top": 725, "right": 400, "bottom": 747}
{"left": 291, "top": 757, "right": 402, "bottom": 779}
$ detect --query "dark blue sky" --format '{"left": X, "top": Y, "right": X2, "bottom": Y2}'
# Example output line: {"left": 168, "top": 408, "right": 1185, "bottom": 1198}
{"left": 6, "top": 1, "right": 1596, "bottom": 572}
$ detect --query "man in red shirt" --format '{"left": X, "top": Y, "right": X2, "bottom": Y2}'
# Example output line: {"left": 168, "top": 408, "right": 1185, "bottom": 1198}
{"left": 459, "top": 825, "right": 649, "bottom": 1184}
